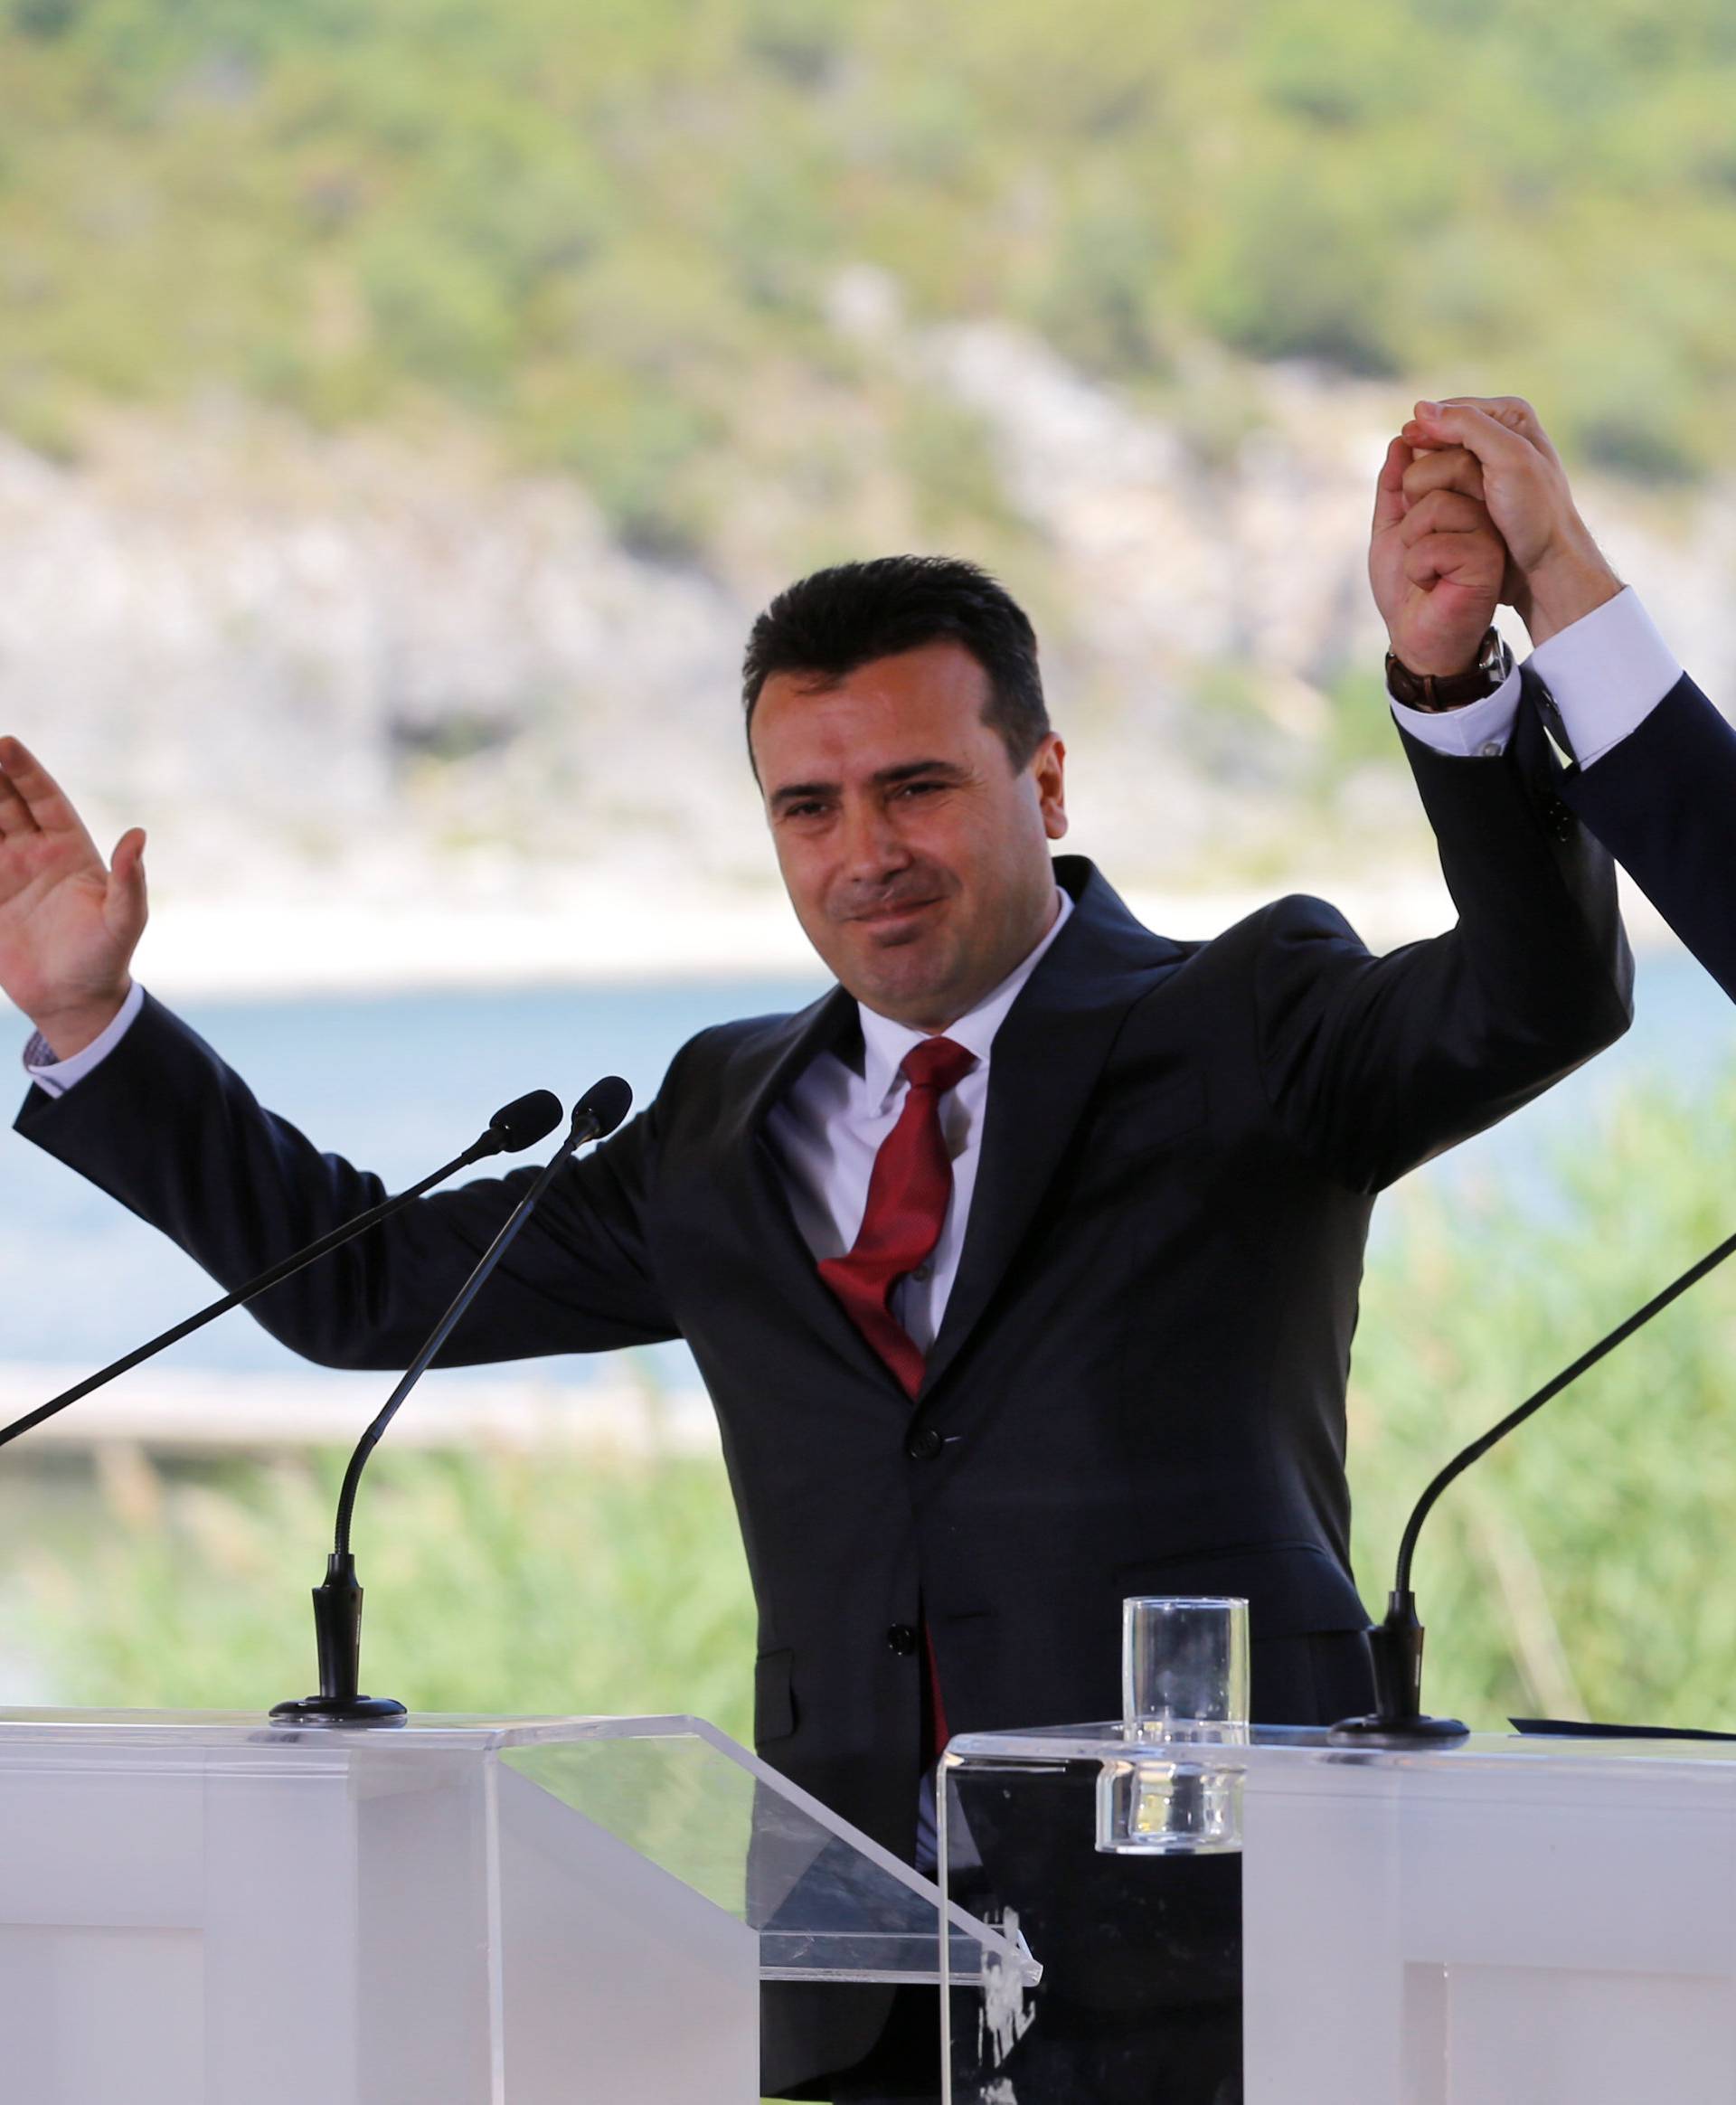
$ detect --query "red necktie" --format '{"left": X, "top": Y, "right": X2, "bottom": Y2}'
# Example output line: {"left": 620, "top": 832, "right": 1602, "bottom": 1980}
{"left": 817, "top": 1034, "right": 978, "bottom": 1398}
{"left": 817, "top": 1034, "right": 977, "bottom": 1758}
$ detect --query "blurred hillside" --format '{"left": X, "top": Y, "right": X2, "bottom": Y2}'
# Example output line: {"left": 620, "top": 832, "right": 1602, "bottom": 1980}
{"left": 4, "top": 0, "right": 1735, "bottom": 934}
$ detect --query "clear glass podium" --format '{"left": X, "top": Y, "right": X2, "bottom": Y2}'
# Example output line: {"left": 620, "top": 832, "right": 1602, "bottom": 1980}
{"left": 942, "top": 1720, "right": 1736, "bottom": 2104}
{"left": 0, "top": 1707, "right": 1036, "bottom": 2103}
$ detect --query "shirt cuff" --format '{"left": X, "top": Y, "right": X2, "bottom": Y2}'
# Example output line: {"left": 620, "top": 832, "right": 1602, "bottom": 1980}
{"left": 1390, "top": 664, "right": 1523, "bottom": 758}
{"left": 24, "top": 980, "right": 146, "bottom": 1098}
{"left": 1528, "top": 587, "right": 1683, "bottom": 769}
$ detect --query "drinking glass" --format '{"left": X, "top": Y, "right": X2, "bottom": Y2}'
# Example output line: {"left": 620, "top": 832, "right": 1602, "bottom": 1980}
{"left": 1121, "top": 1594, "right": 1250, "bottom": 1743}
{"left": 1097, "top": 1595, "right": 1250, "bottom": 1854}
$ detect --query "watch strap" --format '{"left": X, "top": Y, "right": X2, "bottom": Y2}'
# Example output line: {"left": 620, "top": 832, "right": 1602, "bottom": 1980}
{"left": 1387, "top": 628, "right": 1514, "bottom": 713}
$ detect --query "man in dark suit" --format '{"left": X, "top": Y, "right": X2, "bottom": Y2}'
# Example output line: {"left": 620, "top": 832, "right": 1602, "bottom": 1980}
{"left": 1399, "top": 393, "right": 1736, "bottom": 1003}
{"left": 0, "top": 467, "right": 1633, "bottom": 2098}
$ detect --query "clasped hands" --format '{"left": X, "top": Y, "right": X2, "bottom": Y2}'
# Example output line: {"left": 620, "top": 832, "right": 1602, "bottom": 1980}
{"left": 1371, "top": 394, "right": 1623, "bottom": 684}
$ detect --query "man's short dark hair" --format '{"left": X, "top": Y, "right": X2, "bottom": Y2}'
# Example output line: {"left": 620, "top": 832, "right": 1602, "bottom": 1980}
{"left": 741, "top": 554, "right": 1051, "bottom": 773}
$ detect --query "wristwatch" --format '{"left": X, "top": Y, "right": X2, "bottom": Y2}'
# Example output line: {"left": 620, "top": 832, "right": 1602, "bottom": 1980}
{"left": 1385, "top": 626, "right": 1514, "bottom": 713}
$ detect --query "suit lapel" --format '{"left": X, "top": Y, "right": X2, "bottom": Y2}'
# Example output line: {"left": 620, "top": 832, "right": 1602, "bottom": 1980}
{"left": 919, "top": 859, "right": 1185, "bottom": 1400}
{"left": 722, "top": 984, "right": 912, "bottom": 1392}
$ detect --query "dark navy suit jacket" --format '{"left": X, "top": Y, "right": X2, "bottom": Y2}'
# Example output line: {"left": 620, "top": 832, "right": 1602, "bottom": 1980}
{"left": 1562, "top": 675, "right": 1736, "bottom": 1001}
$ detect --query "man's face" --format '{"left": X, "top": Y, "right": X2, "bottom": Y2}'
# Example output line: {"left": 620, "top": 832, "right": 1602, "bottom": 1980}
{"left": 750, "top": 640, "right": 1068, "bottom": 1029}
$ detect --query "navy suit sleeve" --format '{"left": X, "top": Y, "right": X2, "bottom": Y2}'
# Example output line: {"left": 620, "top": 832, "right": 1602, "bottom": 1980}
{"left": 1559, "top": 675, "right": 1736, "bottom": 1004}
{"left": 14, "top": 992, "right": 680, "bottom": 1370}
{"left": 1255, "top": 678, "right": 1634, "bottom": 1192}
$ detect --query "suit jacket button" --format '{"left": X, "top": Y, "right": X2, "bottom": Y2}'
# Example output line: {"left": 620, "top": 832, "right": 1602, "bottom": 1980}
{"left": 906, "top": 1428, "right": 943, "bottom": 1460}
{"left": 886, "top": 1623, "right": 919, "bottom": 1655}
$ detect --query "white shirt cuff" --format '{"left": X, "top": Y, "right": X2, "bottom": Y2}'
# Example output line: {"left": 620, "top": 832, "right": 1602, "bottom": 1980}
{"left": 1528, "top": 587, "right": 1683, "bottom": 769}
{"left": 24, "top": 980, "right": 146, "bottom": 1098}
{"left": 1390, "top": 664, "right": 1523, "bottom": 759}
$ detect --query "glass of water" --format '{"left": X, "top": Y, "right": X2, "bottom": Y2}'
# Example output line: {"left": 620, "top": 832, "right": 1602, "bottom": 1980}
{"left": 1121, "top": 1595, "right": 1250, "bottom": 1743}
{"left": 1098, "top": 1595, "right": 1250, "bottom": 1855}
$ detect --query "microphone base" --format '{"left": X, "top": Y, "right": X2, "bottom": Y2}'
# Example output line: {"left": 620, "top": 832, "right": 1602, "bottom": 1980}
{"left": 1327, "top": 1711, "right": 1470, "bottom": 1749}
{"left": 269, "top": 1693, "right": 408, "bottom": 1726}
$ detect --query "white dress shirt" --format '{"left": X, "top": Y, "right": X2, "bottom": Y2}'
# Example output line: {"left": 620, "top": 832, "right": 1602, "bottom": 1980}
{"left": 25, "top": 977, "right": 145, "bottom": 1097}
{"left": 765, "top": 890, "right": 1073, "bottom": 1349}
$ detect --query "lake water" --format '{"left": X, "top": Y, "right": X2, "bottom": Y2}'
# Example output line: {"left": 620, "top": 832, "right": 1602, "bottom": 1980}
{"left": 2, "top": 949, "right": 1731, "bottom": 1394}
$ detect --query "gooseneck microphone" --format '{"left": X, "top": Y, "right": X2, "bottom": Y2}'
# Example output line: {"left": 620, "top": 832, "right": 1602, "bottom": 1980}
{"left": 1331, "top": 1222, "right": 1736, "bottom": 1748}
{"left": 270, "top": 1075, "right": 633, "bottom": 1725}
{"left": 0, "top": 1089, "right": 563, "bottom": 1456}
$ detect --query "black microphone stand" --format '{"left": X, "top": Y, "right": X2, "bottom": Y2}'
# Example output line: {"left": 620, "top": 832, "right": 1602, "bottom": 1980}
{"left": 270, "top": 1078, "right": 632, "bottom": 1726}
{"left": 1331, "top": 1223, "right": 1736, "bottom": 1748}
{"left": 0, "top": 1090, "right": 561, "bottom": 1455}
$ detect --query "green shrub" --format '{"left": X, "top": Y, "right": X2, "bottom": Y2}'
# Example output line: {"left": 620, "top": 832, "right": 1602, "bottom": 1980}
{"left": 1349, "top": 1064, "right": 1736, "bottom": 1730}
{"left": 21, "top": 1440, "right": 757, "bottom": 1735}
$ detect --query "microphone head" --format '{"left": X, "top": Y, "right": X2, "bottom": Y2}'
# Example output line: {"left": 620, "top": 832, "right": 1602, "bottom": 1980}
{"left": 572, "top": 1074, "right": 633, "bottom": 1140}
{"left": 487, "top": 1089, "right": 563, "bottom": 1153}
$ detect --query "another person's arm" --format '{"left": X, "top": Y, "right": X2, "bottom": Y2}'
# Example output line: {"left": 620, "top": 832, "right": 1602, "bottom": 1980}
{"left": 1399, "top": 396, "right": 1736, "bottom": 1003}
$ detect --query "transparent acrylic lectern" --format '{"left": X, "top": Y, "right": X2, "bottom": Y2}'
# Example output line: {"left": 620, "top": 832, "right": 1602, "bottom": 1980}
{"left": 943, "top": 1720, "right": 1736, "bottom": 2104}
{"left": 0, "top": 1708, "right": 1034, "bottom": 2103}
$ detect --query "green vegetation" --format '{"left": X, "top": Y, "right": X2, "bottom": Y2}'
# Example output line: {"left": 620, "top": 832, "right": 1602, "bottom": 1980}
{"left": 18, "top": 1437, "right": 760, "bottom": 1732}
{"left": 15, "top": 1059, "right": 1736, "bottom": 1735}
{"left": 5, "top": 0, "right": 1735, "bottom": 552}
{"left": 1351, "top": 1061, "right": 1736, "bottom": 1731}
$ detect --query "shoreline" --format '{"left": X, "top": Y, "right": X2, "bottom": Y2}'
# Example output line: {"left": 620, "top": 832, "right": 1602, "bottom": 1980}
{"left": 128, "top": 871, "right": 1680, "bottom": 1001}
{"left": 0, "top": 1362, "right": 720, "bottom": 1458}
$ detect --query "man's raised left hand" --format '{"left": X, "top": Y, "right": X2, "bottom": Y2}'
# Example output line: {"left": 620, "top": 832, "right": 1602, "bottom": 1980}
{"left": 1370, "top": 434, "right": 1508, "bottom": 678}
